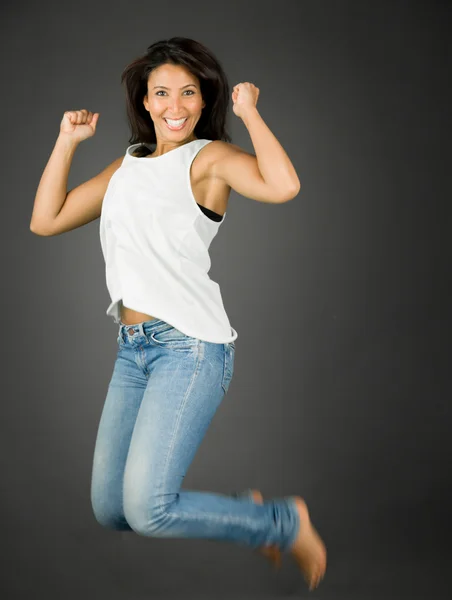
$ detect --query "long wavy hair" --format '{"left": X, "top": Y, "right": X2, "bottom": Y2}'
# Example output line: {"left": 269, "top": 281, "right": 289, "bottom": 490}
{"left": 120, "top": 37, "right": 232, "bottom": 156}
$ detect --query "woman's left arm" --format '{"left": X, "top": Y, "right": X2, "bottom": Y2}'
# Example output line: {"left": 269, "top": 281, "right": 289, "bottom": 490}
{"left": 212, "top": 82, "right": 300, "bottom": 204}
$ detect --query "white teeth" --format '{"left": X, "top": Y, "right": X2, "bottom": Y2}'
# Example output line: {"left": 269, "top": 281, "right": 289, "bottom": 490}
{"left": 165, "top": 118, "right": 187, "bottom": 126}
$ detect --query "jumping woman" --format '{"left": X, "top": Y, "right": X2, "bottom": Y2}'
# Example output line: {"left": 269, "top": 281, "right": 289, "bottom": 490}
{"left": 30, "top": 37, "right": 327, "bottom": 591}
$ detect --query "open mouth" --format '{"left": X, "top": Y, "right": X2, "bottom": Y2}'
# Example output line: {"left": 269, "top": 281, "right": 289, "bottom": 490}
{"left": 164, "top": 118, "right": 188, "bottom": 130}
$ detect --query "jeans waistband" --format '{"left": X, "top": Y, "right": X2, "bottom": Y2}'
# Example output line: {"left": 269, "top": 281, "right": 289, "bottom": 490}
{"left": 117, "top": 317, "right": 169, "bottom": 342}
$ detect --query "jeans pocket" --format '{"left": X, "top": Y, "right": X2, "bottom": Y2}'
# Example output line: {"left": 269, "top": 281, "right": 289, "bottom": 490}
{"left": 150, "top": 324, "right": 199, "bottom": 351}
{"left": 221, "top": 345, "right": 235, "bottom": 394}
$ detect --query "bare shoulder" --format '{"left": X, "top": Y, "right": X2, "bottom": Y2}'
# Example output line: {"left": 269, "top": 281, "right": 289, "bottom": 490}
{"left": 203, "top": 140, "right": 251, "bottom": 179}
{"left": 204, "top": 140, "right": 296, "bottom": 204}
{"left": 207, "top": 140, "right": 249, "bottom": 161}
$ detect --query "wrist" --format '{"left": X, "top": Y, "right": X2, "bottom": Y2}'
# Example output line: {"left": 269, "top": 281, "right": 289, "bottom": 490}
{"left": 240, "top": 106, "right": 259, "bottom": 125}
{"left": 56, "top": 134, "right": 80, "bottom": 156}
{"left": 57, "top": 133, "right": 80, "bottom": 150}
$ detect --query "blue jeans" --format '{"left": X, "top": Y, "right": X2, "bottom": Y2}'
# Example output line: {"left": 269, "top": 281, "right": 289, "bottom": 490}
{"left": 90, "top": 317, "right": 300, "bottom": 552}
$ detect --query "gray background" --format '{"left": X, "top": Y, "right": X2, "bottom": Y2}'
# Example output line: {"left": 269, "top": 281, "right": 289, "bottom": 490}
{"left": 2, "top": 0, "right": 451, "bottom": 598}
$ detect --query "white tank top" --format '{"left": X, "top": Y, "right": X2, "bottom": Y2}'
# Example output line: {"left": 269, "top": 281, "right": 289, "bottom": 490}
{"left": 99, "top": 138, "right": 238, "bottom": 343}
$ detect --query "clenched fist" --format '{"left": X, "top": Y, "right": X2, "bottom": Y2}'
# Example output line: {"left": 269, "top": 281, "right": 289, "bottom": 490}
{"left": 59, "top": 109, "right": 100, "bottom": 143}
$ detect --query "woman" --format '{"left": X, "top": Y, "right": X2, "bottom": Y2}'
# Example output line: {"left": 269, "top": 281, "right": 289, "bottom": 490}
{"left": 30, "top": 37, "right": 326, "bottom": 591}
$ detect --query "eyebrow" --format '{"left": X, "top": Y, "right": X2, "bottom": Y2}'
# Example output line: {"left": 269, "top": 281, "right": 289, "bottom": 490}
{"left": 152, "top": 84, "right": 197, "bottom": 90}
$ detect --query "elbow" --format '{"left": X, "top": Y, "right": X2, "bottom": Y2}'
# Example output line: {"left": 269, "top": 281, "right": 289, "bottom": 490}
{"left": 30, "top": 221, "right": 52, "bottom": 236}
{"left": 278, "top": 182, "right": 301, "bottom": 203}
{"left": 30, "top": 222, "right": 42, "bottom": 235}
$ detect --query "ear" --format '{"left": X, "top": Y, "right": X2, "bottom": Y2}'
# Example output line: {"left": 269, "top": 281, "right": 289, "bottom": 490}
{"left": 143, "top": 94, "right": 149, "bottom": 112}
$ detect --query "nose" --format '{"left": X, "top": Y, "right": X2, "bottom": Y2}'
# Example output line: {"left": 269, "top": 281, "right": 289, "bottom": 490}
{"left": 168, "top": 97, "right": 183, "bottom": 113}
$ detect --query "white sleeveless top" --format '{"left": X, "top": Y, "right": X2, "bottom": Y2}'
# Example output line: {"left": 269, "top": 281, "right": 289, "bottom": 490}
{"left": 99, "top": 138, "right": 238, "bottom": 343}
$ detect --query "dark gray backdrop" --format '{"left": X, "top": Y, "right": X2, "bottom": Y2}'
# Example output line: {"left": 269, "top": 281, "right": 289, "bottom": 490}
{"left": 2, "top": 0, "right": 451, "bottom": 598}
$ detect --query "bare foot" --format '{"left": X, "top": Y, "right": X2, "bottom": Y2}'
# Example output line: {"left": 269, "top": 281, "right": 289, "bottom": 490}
{"left": 248, "top": 489, "right": 283, "bottom": 570}
{"left": 289, "top": 496, "right": 327, "bottom": 591}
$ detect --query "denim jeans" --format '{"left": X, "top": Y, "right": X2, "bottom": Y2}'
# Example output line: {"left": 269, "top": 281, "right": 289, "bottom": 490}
{"left": 90, "top": 317, "right": 300, "bottom": 552}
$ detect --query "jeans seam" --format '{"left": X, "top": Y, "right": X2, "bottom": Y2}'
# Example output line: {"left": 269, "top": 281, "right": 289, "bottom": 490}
{"left": 166, "top": 510, "right": 255, "bottom": 527}
{"left": 221, "top": 344, "right": 228, "bottom": 394}
{"left": 158, "top": 342, "right": 204, "bottom": 513}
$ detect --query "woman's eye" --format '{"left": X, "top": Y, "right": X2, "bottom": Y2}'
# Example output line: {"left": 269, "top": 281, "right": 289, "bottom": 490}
{"left": 155, "top": 90, "right": 194, "bottom": 96}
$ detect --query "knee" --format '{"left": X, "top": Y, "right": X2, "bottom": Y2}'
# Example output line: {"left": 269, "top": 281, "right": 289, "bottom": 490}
{"left": 124, "top": 496, "right": 178, "bottom": 537}
{"left": 92, "top": 508, "right": 131, "bottom": 531}
{"left": 124, "top": 505, "right": 166, "bottom": 537}
{"left": 91, "top": 496, "right": 131, "bottom": 531}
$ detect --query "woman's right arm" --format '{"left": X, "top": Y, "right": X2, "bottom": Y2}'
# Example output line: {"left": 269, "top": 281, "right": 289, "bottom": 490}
{"left": 30, "top": 109, "right": 123, "bottom": 237}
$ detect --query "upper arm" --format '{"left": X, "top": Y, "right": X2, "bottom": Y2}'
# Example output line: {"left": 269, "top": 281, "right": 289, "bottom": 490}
{"left": 39, "top": 155, "right": 124, "bottom": 236}
{"left": 210, "top": 141, "right": 299, "bottom": 204}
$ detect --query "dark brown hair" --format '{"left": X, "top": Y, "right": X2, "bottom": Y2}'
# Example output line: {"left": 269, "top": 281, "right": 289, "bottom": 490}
{"left": 120, "top": 37, "right": 232, "bottom": 156}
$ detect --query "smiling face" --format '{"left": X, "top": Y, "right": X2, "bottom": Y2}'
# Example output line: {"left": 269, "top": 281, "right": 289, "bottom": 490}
{"left": 143, "top": 63, "right": 206, "bottom": 151}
